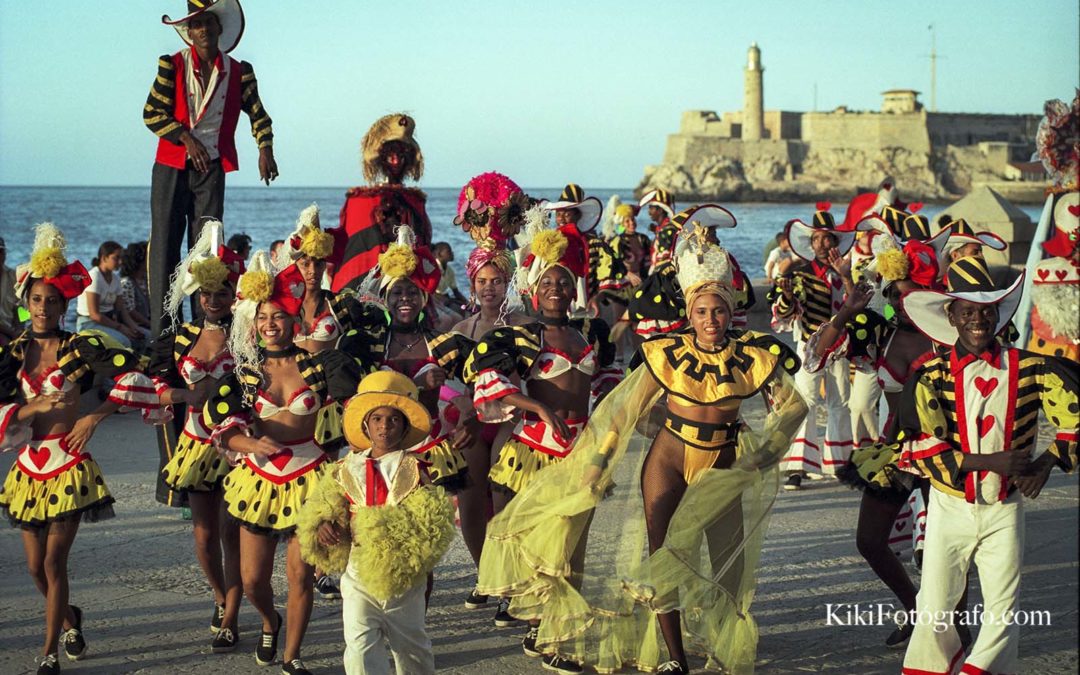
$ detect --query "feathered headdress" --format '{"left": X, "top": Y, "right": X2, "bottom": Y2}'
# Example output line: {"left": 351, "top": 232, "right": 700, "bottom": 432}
{"left": 361, "top": 113, "right": 423, "bottom": 183}
{"left": 860, "top": 214, "right": 948, "bottom": 288}
{"left": 14, "top": 222, "right": 91, "bottom": 301}
{"left": 278, "top": 203, "right": 336, "bottom": 269}
{"left": 229, "top": 250, "right": 306, "bottom": 370}
{"left": 363, "top": 225, "right": 441, "bottom": 302}
{"left": 164, "top": 220, "right": 245, "bottom": 324}
{"left": 1036, "top": 89, "right": 1080, "bottom": 192}
{"left": 672, "top": 205, "right": 738, "bottom": 312}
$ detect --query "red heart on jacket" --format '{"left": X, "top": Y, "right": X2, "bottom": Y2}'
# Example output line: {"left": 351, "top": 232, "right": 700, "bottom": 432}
{"left": 894, "top": 520, "right": 907, "bottom": 532}
{"left": 831, "top": 276, "right": 843, "bottom": 289}
{"left": 977, "top": 415, "right": 995, "bottom": 438}
{"left": 27, "top": 445, "right": 52, "bottom": 470}
{"left": 1068, "top": 204, "right": 1080, "bottom": 217}
{"left": 973, "top": 376, "right": 998, "bottom": 398}
{"left": 1037, "top": 268, "right": 1050, "bottom": 280}
{"left": 1055, "top": 269, "right": 1068, "bottom": 280}
{"left": 48, "top": 372, "right": 65, "bottom": 390}
{"left": 268, "top": 449, "right": 294, "bottom": 471}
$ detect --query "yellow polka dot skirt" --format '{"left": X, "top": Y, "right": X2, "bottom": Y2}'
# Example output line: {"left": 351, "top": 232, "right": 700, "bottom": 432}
{"left": 0, "top": 458, "right": 115, "bottom": 529}
{"left": 222, "top": 460, "right": 329, "bottom": 538}
{"left": 162, "top": 433, "right": 232, "bottom": 493}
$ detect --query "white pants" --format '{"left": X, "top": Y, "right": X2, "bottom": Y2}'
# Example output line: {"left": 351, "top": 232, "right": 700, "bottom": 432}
{"left": 341, "top": 568, "right": 434, "bottom": 675}
{"left": 902, "top": 489, "right": 1023, "bottom": 675}
{"left": 781, "top": 340, "right": 853, "bottom": 475}
{"left": 849, "top": 368, "right": 881, "bottom": 447}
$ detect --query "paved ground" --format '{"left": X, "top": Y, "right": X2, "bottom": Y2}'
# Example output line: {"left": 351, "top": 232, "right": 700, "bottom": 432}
{"left": 1, "top": 403, "right": 1076, "bottom": 674}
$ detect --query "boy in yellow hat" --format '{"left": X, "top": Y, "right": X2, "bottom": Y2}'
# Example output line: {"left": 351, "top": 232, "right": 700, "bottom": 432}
{"left": 297, "top": 371, "right": 455, "bottom": 675}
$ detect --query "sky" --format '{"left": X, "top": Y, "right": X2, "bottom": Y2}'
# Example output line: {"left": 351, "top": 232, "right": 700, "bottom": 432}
{"left": 0, "top": 0, "right": 1077, "bottom": 189}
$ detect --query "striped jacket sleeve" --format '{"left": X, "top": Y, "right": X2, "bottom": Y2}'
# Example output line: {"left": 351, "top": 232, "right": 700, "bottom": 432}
{"left": 143, "top": 55, "right": 184, "bottom": 143}
{"left": 897, "top": 364, "right": 965, "bottom": 497}
{"left": 239, "top": 61, "right": 274, "bottom": 149}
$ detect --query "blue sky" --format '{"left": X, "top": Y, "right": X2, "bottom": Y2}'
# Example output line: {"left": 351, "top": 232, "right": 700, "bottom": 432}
{"left": 0, "top": 0, "right": 1076, "bottom": 188}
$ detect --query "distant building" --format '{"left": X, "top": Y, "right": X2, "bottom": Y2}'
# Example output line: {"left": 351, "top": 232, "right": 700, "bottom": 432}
{"left": 641, "top": 44, "right": 1043, "bottom": 203}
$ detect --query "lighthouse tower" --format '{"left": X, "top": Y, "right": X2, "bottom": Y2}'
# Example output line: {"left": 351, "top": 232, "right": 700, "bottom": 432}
{"left": 743, "top": 42, "right": 765, "bottom": 140}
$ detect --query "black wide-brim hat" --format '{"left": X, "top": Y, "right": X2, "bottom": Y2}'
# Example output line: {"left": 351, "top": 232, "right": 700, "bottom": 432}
{"left": 901, "top": 255, "right": 1024, "bottom": 346}
{"left": 163, "top": 0, "right": 245, "bottom": 54}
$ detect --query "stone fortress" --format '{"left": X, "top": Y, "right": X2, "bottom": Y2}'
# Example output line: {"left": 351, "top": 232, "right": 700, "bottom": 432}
{"left": 638, "top": 44, "right": 1046, "bottom": 203}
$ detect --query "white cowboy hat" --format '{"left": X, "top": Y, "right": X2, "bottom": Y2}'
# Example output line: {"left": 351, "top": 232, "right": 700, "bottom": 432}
{"left": 163, "top": 0, "right": 246, "bottom": 54}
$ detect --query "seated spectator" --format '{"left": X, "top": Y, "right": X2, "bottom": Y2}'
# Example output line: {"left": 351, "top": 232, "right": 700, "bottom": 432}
{"left": 764, "top": 231, "right": 794, "bottom": 279}
{"left": 76, "top": 241, "right": 145, "bottom": 347}
{"left": 120, "top": 241, "right": 152, "bottom": 331}
{"left": 0, "top": 237, "right": 19, "bottom": 345}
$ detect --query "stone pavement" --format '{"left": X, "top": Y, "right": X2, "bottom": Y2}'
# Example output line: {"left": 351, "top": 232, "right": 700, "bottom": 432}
{"left": 1, "top": 409, "right": 1076, "bottom": 674}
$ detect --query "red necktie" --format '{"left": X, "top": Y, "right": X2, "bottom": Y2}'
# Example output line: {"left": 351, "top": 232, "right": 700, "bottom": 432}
{"left": 365, "top": 457, "right": 389, "bottom": 506}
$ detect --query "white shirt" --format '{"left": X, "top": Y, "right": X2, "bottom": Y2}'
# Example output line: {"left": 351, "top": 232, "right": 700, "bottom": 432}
{"left": 77, "top": 267, "right": 121, "bottom": 317}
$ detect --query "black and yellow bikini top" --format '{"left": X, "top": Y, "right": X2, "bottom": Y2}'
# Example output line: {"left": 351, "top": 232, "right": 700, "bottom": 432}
{"left": 637, "top": 330, "right": 800, "bottom": 407}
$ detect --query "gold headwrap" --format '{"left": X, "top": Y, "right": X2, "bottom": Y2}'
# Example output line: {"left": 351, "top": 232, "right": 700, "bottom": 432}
{"left": 684, "top": 280, "right": 734, "bottom": 316}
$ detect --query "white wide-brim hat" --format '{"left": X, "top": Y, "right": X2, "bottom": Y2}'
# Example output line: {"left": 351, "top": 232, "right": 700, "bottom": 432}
{"left": 543, "top": 196, "right": 602, "bottom": 233}
{"left": 163, "top": 0, "right": 246, "bottom": 54}
{"left": 787, "top": 218, "right": 864, "bottom": 262}
{"left": 902, "top": 258, "right": 1025, "bottom": 346}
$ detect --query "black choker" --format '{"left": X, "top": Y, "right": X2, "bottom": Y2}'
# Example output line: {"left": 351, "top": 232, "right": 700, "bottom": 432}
{"left": 262, "top": 345, "right": 299, "bottom": 358}
{"left": 29, "top": 329, "right": 60, "bottom": 339}
{"left": 391, "top": 323, "right": 421, "bottom": 334}
{"left": 538, "top": 315, "right": 570, "bottom": 327}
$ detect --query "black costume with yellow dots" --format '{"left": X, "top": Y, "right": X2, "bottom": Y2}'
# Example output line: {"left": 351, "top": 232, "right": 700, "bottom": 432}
{"left": 0, "top": 332, "right": 139, "bottom": 528}
{"left": 463, "top": 318, "right": 620, "bottom": 494}
{"left": 204, "top": 345, "right": 366, "bottom": 538}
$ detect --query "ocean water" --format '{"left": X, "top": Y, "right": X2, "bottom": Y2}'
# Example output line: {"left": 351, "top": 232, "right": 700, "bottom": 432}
{"left": 0, "top": 186, "right": 1044, "bottom": 281}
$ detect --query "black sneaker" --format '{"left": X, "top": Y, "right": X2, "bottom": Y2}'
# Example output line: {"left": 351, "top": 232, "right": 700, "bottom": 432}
{"left": 493, "top": 598, "right": 519, "bottom": 628}
{"left": 211, "top": 603, "right": 226, "bottom": 633}
{"left": 784, "top": 474, "right": 803, "bottom": 491}
{"left": 542, "top": 653, "right": 583, "bottom": 673}
{"left": 314, "top": 575, "right": 341, "bottom": 600}
{"left": 62, "top": 605, "right": 87, "bottom": 661}
{"left": 212, "top": 626, "right": 239, "bottom": 653}
{"left": 464, "top": 588, "right": 489, "bottom": 609}
{"left": 885, "top": 620, "right": 914, "bottom": 648}
{"left": 657, "top": 661, "right": 689, "bottom": 674}
{"left": 521, "top": 626, "right": 541, "bottom": 657}
{"left": 36, "top": 654, "right": 59, "bottom": 675}
{"left": 282, "top": 658, "right": 313, "bottom": 675}
{"left": 255, "top": 611, "right": 282, "bottom": 666}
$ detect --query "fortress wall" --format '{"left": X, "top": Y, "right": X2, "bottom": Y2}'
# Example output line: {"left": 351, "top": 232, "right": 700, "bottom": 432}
{"left": 802, "top": 111, "right": 931, "bottom": 153}
{"left": 679, "top": 111, "right": 722, "bottom": 134}
{"left": 663, "top": 135, "right": 745, "bottom": 167}
{"left": 926, "top": 113, "right": 1040, "bottom": 147}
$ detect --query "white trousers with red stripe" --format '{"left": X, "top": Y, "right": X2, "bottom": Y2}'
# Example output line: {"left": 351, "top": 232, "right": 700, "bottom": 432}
{"left": 781, "top": 338, "right": 853, "bottom": 475}
{"left": 902, "top": 489, "right": 1022, "bottom": 675}
{"left": 341, "top": 567, "right": 434, "bottom": 675}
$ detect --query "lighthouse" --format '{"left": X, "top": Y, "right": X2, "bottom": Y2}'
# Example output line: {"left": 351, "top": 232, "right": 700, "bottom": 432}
{"left": 744, "top": 42, "right": 765, "bottom": 140}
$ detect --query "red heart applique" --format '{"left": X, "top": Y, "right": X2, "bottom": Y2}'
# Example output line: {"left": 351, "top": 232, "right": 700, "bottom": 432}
{"left": 894, "top": 520, "right": 907, "bottom": 532}
{"left": 831, "top": 276, "right": 843, "bottom": 289}
{"left": 977, "top": 415, "right": 995, "bottom": 438}
{"left": 1037, "top": 268, "right": 1050, "bottom": 280}
{"left": 520, "top": 421, "right": 548, "bottom": 445}
{"left": 1068, "top": 204, "right": 1080, "bottom": 217}
{"left": 254, "top": 401, "right": 264, "bottom": 414}
{"left": 325, "top": 324, "right": 335, "bottom": 334}
{"left": 27, "top": 445, "right": 52, "bottom": 470}
{"left": 268, "top": 449, "right": 294, "bottom": 471}
{"left": 538, "top": 359, "right": 555, "bottom": 374}
{"left": 48, "top": 372, "right": 65, "bottom": 389}
{"left": 302, "top": 395, "right": 316, "bottom": 410}
{"left": 1055, "top": 269, "right": 1068, "bottom": 280}
{"left": 973, "top": 376, "right": 998, "bottom": 398}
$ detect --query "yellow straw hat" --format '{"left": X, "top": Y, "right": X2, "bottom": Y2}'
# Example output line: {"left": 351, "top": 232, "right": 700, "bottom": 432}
{"left": 342, "top": 371, "right": 431, "bottom": 450}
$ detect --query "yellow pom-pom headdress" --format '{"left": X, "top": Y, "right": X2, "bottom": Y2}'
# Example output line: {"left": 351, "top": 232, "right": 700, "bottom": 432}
{"left": 514, "top": 205, "right": 589, "bottom": 313}
{"left": 229, "top": 250, "right": 306, "bottom": 372}
{"left": 14, "top": 222, "right": 91, "bottom": 301}
{"left": 876, "top": 248, "right": 911, "bottom": 282}
{"left": 164, "top": 220, "right": 244, "bottom": 325}
{"left": 363, "top": 225, "right": 441, "bottom": 302}
{"left": 279, "top": 204, "right": 335, "bottom": 269}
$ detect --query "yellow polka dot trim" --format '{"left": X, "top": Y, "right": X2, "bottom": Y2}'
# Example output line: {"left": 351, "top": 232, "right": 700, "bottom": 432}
{"left": 769, "top": 344, "right": 781, "bottom": 355}
{"left": 856, "top": 313, "right": 868, "bottom": 324}
{"left": 856, "top": 329, "right": 868, "bottom": 340}
{"left": 477, "top": 343, "right": 489, "bottom": 354}
{"left": 216, "top": 402, "right": 230, "bottom": 415}
{"left": 784, "top": 358, "right": 796, "bottom": 370}
{"left": 87, "top": 337, "right": 100, "bottom": 346}
{"left": 653, "top": 295, "right": 662, "bottom": 304}
{"left": 219, "top": 384, "right": 231, "bottom": 396}
{"left": 112, "top": 354, "right": 126, "bottom": 367}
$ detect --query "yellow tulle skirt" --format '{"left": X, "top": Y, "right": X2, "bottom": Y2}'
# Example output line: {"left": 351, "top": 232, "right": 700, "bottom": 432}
{"left": 476, "top": 366, "right": 808, "bottom": 674}
{"left": 1, "top": 457, "right": 115, "bottom": 529}
{"left": 222, "top": 460, "right": 329, "bottom": 538}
